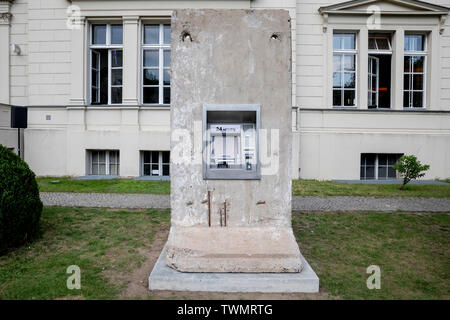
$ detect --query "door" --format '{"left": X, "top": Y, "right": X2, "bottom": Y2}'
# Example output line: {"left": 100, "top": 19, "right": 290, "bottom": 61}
{"left": 368, "top": 55, "right": 379, "bottom": 108}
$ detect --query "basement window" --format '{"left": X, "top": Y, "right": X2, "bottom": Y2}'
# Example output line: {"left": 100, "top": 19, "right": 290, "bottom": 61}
{"left": 141, "top": 151, "right": 170, "bottom": 177}
{"left": 88, "top": 150, "right": 120, "bottom": 175}
{"left": 90, "top": 24, "right": 123, "bottom": 105}
{"left": 360, "top": 153, "right": 402, "bottom": 180}
{"left": 203, "top": 105, "right": 260, "bottom": 180}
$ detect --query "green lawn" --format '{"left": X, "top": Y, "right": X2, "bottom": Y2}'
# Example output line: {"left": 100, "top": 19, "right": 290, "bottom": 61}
{"left": 37, "top": 177, "right": 450, "bottom": 198}
{"left": 293, "top": 211, "right": 450, "bottom": 299}
{"left": 37, "top": 177, "right": 170, "bottom": 194}
{"left": 0, "top": 207, "right": 170, "bottom": 300}
{"left": 0, "top": 207, "right": 448, "bottom": 299}
{"left": 292, "top": 179, "right": 450, "bottom": 198}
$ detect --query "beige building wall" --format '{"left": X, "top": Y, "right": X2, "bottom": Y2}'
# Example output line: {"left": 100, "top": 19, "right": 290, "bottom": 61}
{"left": 2, "top": 0, "right": 450, "bottom": 180}
{"left": 0, "top": 105, "right": 17, "bottom": 152}
{"left": 15, "top": 0, "right": 257, "bottom": 176}
{"left": 294, "top": 0, "right": 450, "bottom": 180}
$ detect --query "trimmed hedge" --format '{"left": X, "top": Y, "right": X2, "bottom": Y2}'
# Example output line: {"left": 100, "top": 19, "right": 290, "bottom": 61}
{"left": 0, "top": 145, "right": 42, "bottom": 254}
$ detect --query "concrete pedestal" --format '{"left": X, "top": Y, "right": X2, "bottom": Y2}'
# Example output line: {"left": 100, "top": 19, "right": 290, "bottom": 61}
{"left": 149, "top": 245, "right": 319, "bottom": 293}
{"left": 166, "top": 226, "right": 302, "bottom": 273}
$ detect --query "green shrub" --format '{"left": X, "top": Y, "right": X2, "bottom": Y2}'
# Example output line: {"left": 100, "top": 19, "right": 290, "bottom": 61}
{"left": 0, "top": 145, "right": 42, "bottom": 254}
{"left": 393, "top": 155, "right": 430, "bottom": 190}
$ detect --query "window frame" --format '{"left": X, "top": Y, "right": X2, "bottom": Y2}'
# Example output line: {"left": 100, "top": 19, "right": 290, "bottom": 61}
{"left": 88, "top": 150, "right": 120, "bottom": 176}
{"left": 367, "top": 32, "right": 393, "bottom": 109}
{"left": 403, "top": 33, "right": 427, "bottom": 109}
{"left": 141, "top": 23, "right": 171, "bottom": 106}
{"left": 368, "top": 35, "right": 392, "bottom": 53}
{"left": 141, "top": 151, "right": 170, "bottom": 177}
{"left": 89, "top": 23, "right": 123, "bottom": 106}
{"left": 202, "top": 104, "right": 261, "bottom": 180}
{"left": 367, "top": 55, "right": 379, "bottom": 108}
{"left": 91, "top": 50, "right": 101, "bottom": 104}
{"left": 360, "top": 153, "right": 402, "bottom": 180}
{"left": 332, "top": 32, "right": 358, "bottom": 108}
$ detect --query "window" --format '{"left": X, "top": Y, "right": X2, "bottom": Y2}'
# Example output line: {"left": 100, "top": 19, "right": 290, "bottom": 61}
{"left": 404, "top": 34, "right": 426, "bottom": 108}
{"left": 90, "top": 24, "right": 123, "bottom": 105}
{"left": 141, "top": 151, "right": 170, "bottom": 177}
{"left": 203, "top": 105, "right": 260, "bottom": 180}
{"left": 368, "top": 33, "right": 392, "bottom": 109}
{"left": 142, "top": 24, "right": 171, "bottom": 105}
{"left": 333, "top": 33, "right": 357, "bottom": 107}
{"left": 88, "top": 150, "right": 120, "bottom": 175}
{"left": 368, "top": 36, "right": 391, "bottom": 51}
{"left": 360, "top": 153, "right": 402, "bottom": 180}
{"left": 368, "top": 56, "right": 379, "bottom": 108}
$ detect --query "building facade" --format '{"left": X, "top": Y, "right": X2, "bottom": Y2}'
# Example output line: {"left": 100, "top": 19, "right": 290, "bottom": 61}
{"left": 0, "top": 0, "right": 449, "bottom": 180}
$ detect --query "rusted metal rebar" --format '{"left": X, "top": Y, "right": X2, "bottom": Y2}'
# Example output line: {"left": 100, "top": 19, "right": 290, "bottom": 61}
{"left": 207, "top": 191, "right": 211, "bottom": 227}
{"left": 223, "top": 200, "right": 227, "bottom": 227}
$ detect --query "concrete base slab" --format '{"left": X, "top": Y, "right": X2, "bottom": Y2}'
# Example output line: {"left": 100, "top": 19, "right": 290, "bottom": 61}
{"left": 149, "top": 245, "right": 319, "bottom": 293}
{"left": 166, "top": 227, "right": 303, "bottom": 273}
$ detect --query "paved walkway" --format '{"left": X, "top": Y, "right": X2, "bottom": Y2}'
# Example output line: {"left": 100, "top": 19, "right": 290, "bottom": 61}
{"left": 40, "top": 192, "right": 170, "bottom": 209}
{"left": 40, "top": 192, "right": 450, "bottom": 212}
{"left": 292, "top": 196, "right": 449, "bottom": 212}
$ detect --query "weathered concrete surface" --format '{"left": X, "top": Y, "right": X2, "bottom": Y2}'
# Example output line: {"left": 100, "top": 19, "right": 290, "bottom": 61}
{"left": 166, "top": 227, "right": 302, "bottom": 273}
{"left": 168, "top": 9, "right": 300, "bottom": 272}
{"left": 170, "top": 9, "right": 293, "bottom": 228}
{"left": 150, "top": 246, "right": 319, "bottom": 293}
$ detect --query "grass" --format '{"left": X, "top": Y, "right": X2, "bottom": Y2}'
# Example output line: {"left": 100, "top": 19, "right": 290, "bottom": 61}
{"left": 293, "top": 211, "right": 450, "bottom": 299}
{"left": 292, "top": 179, "right": 450, "bottom": 198}
{"left": 0, "top": 207, "right": 448, "bottom": 299}
{"left": 37, "top": 177, "right": 170, "bottom": 194}
{"left": 37, "top": 177, "right": 450, "bottom": 198}
{"left": 0, "top": 207, "right": 170, "bottom": 300}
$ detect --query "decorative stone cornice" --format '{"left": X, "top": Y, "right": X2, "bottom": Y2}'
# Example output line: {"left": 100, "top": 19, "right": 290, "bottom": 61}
{"left": 319, "top": 0, "right": 450, "bottom": 15}
{"left": 0, "top": 0, "right": 12, "bottom": 24}
{"left": 318, "top": 0, "right": 449, "bottom": 33}
{"left": 440, "top": 15, "right": 447, "bottom": 35}
{"left": 0, "top": 12, "right": 11, "bottom": 24}
{"left": 122, "top": 15, "right": 140, "bottom": 24}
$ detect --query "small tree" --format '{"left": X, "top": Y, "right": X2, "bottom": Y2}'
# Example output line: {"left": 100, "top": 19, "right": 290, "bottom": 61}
{"left": 0, "top": 145, "right": 42, "bottom": 254}
{"left": 393, "top": 155, "right": 430, "bottom": 190}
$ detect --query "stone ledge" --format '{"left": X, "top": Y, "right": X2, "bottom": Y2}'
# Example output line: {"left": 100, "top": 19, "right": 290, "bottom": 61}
{"left": 149, "top": 246, "right": 319, "bottom": 293}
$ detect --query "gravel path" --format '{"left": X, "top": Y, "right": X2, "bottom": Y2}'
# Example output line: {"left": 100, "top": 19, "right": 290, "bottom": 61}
{"left": 40, "top": 192, "right": 450, "bottom": 212}
{"left": 292, "top": 196, "right": 450, "bottom": 213}
{"left": 40, "top": 192, "right": 170, "bottom": 209}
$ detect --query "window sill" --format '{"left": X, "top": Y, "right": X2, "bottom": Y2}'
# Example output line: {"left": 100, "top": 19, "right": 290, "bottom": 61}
{"left": 68, "top": 104, "right": 171, "bottom": 110}
{"left": 299, "top": 107, "right": 450, "bottom": 113}
{"left": 86, "top": 105, "right": 140, "bottom": 110}
{"left": 332, "top": 106, "right": 358, "bottom": 110}
{"left": 140, "top": 104, "right": 170, "bottom": 110}
{"left": 135, "top": 176, "right": 170, "bottom": 181}
{"left": 402, "top": 107, "right": 426, "bottom": 110}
